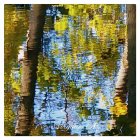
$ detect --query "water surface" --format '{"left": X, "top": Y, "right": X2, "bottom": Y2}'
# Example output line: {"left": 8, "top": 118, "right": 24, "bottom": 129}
{"left": 4, "top": 4, "right": 129, "bottom": 136}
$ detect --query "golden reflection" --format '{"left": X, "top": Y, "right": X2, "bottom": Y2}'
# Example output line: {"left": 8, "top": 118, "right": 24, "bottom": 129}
{"left": 110, "top": 96, "right": 128, "bottom": 117}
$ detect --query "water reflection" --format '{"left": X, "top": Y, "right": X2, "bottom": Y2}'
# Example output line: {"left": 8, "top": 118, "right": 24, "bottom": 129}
{"left": 4, "top": 4, "right": 129, "bottom": 136}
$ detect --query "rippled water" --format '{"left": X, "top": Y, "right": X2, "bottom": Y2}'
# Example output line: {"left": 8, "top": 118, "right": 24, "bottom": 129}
{"left": 4, "top": 4, "right": 129, "bottom": 136}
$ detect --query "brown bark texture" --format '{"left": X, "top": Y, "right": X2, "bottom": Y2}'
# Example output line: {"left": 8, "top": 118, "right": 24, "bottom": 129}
{"left": 15, "top": 5, "right": 46, "bottom": 135}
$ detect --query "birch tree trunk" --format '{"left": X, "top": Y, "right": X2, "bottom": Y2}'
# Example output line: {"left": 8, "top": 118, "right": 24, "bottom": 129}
{"left": 113, "top": 4, "right": 136, "bottom": 135}
{"left": 115, "top": 5, "right": 136, "bottom": 116}
{"left": 15, "top": 5, "right": 46, "bottom": 135}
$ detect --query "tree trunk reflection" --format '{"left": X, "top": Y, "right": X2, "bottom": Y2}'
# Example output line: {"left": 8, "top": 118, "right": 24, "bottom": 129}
{"left": 103, "top": 4, "right": 136, "bottom": 136}
{"left": 15, "top": 5, "right": 46, "bottom": 136}
{"left": 112, "top": 4, "right": 136, "bottom": 136}
{"left": 127, "top": 4, "right": 136, "bottom": 135}
{"left": 127, "top": 4, "right": 136, "bottom": 120}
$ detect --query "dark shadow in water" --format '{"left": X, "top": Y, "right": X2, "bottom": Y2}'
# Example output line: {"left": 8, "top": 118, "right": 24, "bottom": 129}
{"left": 127, "top": 4, "right": 136, "bottom": 121}
{"left": 127, "top": 4, "right": 136, "bottom": 135}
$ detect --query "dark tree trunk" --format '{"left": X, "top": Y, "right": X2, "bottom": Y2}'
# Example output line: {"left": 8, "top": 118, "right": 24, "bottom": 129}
{"left": 15, "top": 4, "right": 47, "bottom": 136}
{"left": 126, "top": 5, "right": 136, "bottom": 135}
{"left": 127, "top": 4, "right": 136, "bottom": 121}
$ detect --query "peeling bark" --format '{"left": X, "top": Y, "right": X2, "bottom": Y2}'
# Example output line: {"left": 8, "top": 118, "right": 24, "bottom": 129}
{"left": 15, "top": 5, "right": 46, "bottom": 136}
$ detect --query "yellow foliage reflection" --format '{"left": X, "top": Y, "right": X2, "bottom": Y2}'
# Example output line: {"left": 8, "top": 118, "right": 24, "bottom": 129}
{"left": 110, "top": 96, "right": 128, "bottom": 117}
